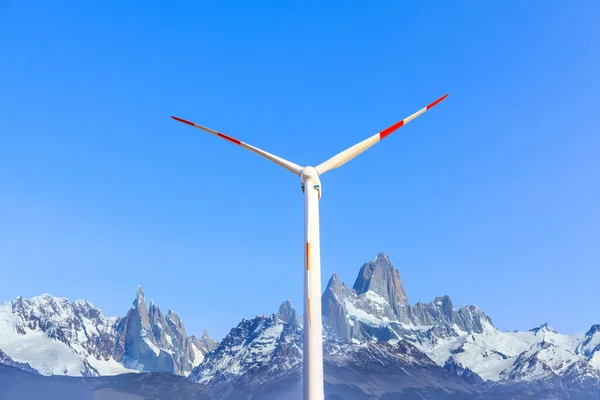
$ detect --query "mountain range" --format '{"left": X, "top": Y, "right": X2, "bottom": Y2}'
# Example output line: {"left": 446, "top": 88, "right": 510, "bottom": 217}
{"left": 1, "top": 252, "right": 599, "bottom": 399}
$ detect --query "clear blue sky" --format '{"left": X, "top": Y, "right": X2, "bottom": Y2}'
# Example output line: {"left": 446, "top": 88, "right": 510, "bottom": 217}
{"left": 1, "top": 1, "right": 598, "bottom": 340}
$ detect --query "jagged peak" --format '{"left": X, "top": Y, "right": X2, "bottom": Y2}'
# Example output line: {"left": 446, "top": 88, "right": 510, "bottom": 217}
{"left": 72, "top": 299, "right": 102, "bottom": 315}
{"left": 280, "top": 299, "right": 293, "bottom": 307}
{"left": 325, "top": 273, "right": 342, "bottom": 293}
{"left": 166, "top": 309, "right": 183, "bottom": 327}
{"left": 585, "top": 324, "right": 600, "bottom": 337}
{"left": 457, "top": 304, "right": 480, "bottom": 311}
{"left": 197, "top": 329, "right": 218, "bottom": 352}
{"left": 131, "top": 286, "right": 148, "bottom": 312}
{"left": 351, "top": 252, "right": 412, "bottom": 324}
{"left": 148, "top": 302, "right": 163, "bottom": 320}
{"left": 277, "top": 300, "right": 300, "bottom": 326}
{"left": 433, "top": 295, "right": 453, "bottom": 307}
{"left": 277, "top": 300, "right": 294, "bottom": 313}
{"left": 11, "top": 294, "right": 101, "bottom": 314}
{"left": 530, "top": 322, "right": 556, "bottom": 334}
{"left": 353, "top": 253, "right": 399, "bottom": 295}
{"left": 30, "top": 293, "right": 68, "bottom": 303}
{"left": 372, "top": 252, "right": 391, "bottom": 264}
{"left": 72, "top": 299, "right": 94, "bottom": 307}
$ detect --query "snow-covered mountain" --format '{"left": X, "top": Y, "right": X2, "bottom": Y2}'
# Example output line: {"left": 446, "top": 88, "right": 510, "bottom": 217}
{"left": 1, "top": 251, "right": 599, "bottom": 399}
{"left": 189, "top": 307, "right": 478, "bottom": 399}
{"left": 190, "top": 252, "right": 600, "bottom": 398}
{"left": 321, "top": 253, "right": 600, "bottom": 386}
{"left": 0, "top": 286, "right": 216, "bottom": 377}
{"left": 114, "top": 286, "right": 216, "bottom": 375}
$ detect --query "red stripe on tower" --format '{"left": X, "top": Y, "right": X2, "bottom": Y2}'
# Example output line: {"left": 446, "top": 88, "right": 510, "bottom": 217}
{"left": 217, "top": 133, "right": 242, "bottom": 146}
{"left": 426, "top": 94, "right": 448, "bottom": 110}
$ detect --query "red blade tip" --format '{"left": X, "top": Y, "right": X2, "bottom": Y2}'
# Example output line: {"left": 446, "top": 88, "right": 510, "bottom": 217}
{"left": 171, "top": 116, "right": 195, "bottom": 126}
{"left": 426, "top": 94, "right": 449, "bottom": 110}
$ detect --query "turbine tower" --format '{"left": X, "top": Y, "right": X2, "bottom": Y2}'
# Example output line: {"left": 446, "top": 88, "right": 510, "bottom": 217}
{"left": 171, "top": 93, "right": 448, "bottom": 400}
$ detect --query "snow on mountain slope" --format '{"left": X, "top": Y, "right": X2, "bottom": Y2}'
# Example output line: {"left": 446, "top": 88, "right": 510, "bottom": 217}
{"left": 0, "top": 296, "right": 134, "bottom": 376}
{"left": 0, "top": 349, "right": 38, "bottom": 374}
{"left": 191, "top": 311, "right": 297, "bottom": 386}
{"left": 0, "top": 288, "right": 216, "bottom": 377}
{"left": 419, "top": 322, "right": 596, "bottom": 383}
{"left": 191, "top": 302, "right": 478, "bottom": 399}
{"left": 576, "top": 324, "right": 600, "bottom": 367}
{"left": 413, "top": 322, "right": 556, "bottom": 381}
{"left": 321, "top": 253, "right": 600, "bottom": 386}
{"left": 415, "top": 321, "right": 521, "bottom": 381}
{"left": 500, "top": 340, "right": 579, "bottom": 382}
{"left": 390, "top": 311, "right": 597, "bottom": 385}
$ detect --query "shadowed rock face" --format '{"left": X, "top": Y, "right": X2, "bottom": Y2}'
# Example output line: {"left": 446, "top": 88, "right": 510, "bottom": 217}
{"left": 323, "top": 253, "right": 495, "bottom": 345}
{"left": 322, "top": 274, "right": 353, "bottom": 340}
{"left": 189, "top": 299, "right": 480, "bottom": 400}
{"left": 278, "top": 300, "right": 301, "bottom": 326}
{"left": 1, "top": 286, "right": 216, "bottom": 377}
{"left": 0, "top": 350, "right": 38, "bottom": 375}
{"left": 444, "top": 357, "right": 485, "bottom": 385}
{"left": 114, "top": 287, "right": 210, "bottom": 375}
{"left": 411, "top": 296, "right": 493, "bottom": 333}
{"left": 353, "top": 253, "right": 412, "bottom": 324}
{"left": 191, "top": 330, "right": 219, "bottom": 357}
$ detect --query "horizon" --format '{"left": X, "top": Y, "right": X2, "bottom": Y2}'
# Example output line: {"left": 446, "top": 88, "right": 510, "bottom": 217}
{"left": 1, "top": 250, "right": 595, "bottom": 341}
{"left": 1, "top": 1, "right": 599, "bottom": 341}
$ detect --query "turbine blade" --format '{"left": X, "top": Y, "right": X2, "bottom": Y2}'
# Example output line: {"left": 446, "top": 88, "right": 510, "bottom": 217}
{"left": 171, "top": 116, "right": 302, "bottom": 175}
{"left": 315, "top": 94, "right": 448, "bottom": 175}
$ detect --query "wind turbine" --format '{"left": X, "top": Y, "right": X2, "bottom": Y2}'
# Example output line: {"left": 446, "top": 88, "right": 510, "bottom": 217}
{"left": 171, "top": 93, "right": 448, "bottom": 400}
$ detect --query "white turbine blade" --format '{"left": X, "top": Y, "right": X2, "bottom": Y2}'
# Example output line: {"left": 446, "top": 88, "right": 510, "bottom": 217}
{"left": 315, "top": 94, "right": 448, "bottom": 175}
{"left": 171, "top": 116, "right": 302, "bottom": 175}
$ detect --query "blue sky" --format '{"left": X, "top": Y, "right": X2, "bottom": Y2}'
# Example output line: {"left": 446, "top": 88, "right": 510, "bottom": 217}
{"left": 0, "top": 1, "right": 598, "bottom": 340}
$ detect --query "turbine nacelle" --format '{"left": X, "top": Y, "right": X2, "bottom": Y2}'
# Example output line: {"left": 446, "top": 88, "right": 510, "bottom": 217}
{"left": 300, "top": 166, "right": 322, "bottom": 199}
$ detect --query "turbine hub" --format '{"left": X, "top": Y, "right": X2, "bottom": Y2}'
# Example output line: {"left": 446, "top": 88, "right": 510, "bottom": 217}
{"left": 300, "top": 166, "right": 320, "bottom": 184}
{"left": 300, "top": 166, "right": 322, "bottom": 199}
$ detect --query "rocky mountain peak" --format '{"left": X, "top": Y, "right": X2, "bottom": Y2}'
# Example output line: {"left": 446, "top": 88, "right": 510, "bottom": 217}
{"left": 433, "top": 295, "right": 455, "bottom": 319}
{"left": 1, "top": 293, "right": 121, "bottom": 376}
{"left": 352, "top": 252, "right": 411, "bottom": 323}
{"left": 136, "top": 286, "right": 145, "bottom": 301}
{"left": 585, "top": 324, "right": 600, "bottom": 337}
{"left": 190, "top": 313, "right": 300, "bottom": 388}
{"left": 113, "top": 287, "right": 210, "bottom": 376}
{"left": 325, "top": 273, "right": 343, "bottom": 294}
{"left": 411, "top": 296, "right": 493, "bottom": 333}
{"left": 530, "top": 323, "right": 557, "bottom": 334}
{"left": 443, "top": 356, "right": 485, "bottom": 385}
{"left": 166, "top": 310, "right": 185, "bottom": 332}
{"left": 192, "top": 330, "right": 218, "bottom": 355}
{"left": 277, "top": 300, "right": 300, "bottom": 326}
